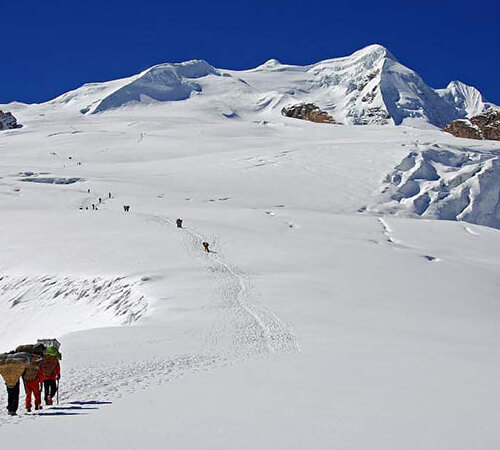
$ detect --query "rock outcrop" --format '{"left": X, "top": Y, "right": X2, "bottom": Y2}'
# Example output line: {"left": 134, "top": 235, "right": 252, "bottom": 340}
{"left": 0, "top": 111, "right": 19, "bottom": 130}
{"left": 281, "top": 103, "right": 336, "bottom": 124}
{"left": 444, "top": 110, "right": 500, "bottom": 141}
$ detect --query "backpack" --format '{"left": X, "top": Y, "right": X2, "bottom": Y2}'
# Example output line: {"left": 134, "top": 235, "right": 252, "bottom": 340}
{"left": 15, "top": 343, "right": 46, "bottom": 356}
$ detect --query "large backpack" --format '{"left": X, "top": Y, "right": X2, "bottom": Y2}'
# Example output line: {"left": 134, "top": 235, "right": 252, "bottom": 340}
{"left": 15, "top": 343, "right": 46, "bottom": 356}
{"left": 41, "top": 354, "right": 59, "bottom": 377}
{"left": 0, "top": 353, "right": 30, "bottom": 387}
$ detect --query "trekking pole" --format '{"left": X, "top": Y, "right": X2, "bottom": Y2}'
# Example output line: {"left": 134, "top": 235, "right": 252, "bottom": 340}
{"left": 56, "top": 379, "right": 59, "bottom": 405}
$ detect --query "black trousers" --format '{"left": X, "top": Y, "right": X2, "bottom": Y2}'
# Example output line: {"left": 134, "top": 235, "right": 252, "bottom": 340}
{"left": 43, "top": 380, "right": 57, "bottom": 402}
{"left": 6, "top": 382, "right": 20, "bottom": 414}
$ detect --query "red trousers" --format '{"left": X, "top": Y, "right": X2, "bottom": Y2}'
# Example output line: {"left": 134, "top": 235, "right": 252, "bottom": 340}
{"left": 24, "top": 379, "right": 41, "bottom": 409}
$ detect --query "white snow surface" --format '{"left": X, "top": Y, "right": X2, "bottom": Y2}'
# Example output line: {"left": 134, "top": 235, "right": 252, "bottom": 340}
{"left": 0, "top": 46, "right": 500, "bottom": 449}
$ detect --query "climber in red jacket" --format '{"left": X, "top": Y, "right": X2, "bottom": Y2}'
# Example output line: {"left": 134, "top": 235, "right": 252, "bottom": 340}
{"left": 41, "top": 352, "right": 61, "bottom": 406}
{"left": 22, "top": 355, "right": 44, "bottom": 412}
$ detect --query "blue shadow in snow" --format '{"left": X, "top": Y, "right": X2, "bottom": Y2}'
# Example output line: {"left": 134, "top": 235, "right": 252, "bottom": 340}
{"left": 68, "top": 400, "right": 112, "bottom": 406}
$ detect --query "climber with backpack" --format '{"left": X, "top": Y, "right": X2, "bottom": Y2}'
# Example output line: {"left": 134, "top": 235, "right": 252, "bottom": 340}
{"left": 17, "top": 343, "right": 46, "bottom": 412}
{"left": 0, "top": 351, "right": 30, "bottom": 416}
{"left": 41, "top": 346, "right": 61, "bottom": 406}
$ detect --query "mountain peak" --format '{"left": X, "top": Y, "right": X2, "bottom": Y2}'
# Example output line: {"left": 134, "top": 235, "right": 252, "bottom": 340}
{"left": 351, "top": 44, "right": 397, "bottom": 62}
{"left": 38, "top": 45, "right": 495, "bottom": 128}
{"left": 438, "top": 79, "right": 494, "bottom": 118}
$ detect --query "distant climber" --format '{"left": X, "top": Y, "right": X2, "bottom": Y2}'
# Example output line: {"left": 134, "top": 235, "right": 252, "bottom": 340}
{"left": 123, "top": 205, "right": 130, "bottom": 212}
{"left": 41, "top": 347, "right": 61, "bottom": 406}
{"left": 0, "top": 352, "right": 29, "bottom": 415}
{"left": 98, "top": 198, "right": 102, "bottom": 204}
{"left": 92, "top": 204, "right": 96, "bottom": 210}
{"left": 176, "top": 218, "right": 183, "bottom": 228}
{"left": 87, "top": 188, "right": 91, "bottom": 194}
{"left": 108, "top": 192, "right": 112, "bottom": 199}
{"left": 202, "top": 241, "right": 210, "bottom": 253}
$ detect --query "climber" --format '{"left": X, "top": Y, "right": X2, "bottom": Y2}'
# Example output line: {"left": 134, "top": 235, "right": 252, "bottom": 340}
{"left": 41, "top": 347, "right": 61, "bottom": 406}
{"left": 23, "top": 354, "right": 44, "bottom": 412}
{"left": 202, "top": 241, "right": 210, "bottom": 253}
{"left": 176, "top": 218, "right": 183, "bottom": 228}
{"left": 0, "top": 352, "right": 28, "bottom": 416}
{"left": 15, "top": 343, "right": 45, "bottom": 412}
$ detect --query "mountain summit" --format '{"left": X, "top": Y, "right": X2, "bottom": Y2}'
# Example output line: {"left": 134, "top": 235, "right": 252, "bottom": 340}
{"left": 29, "top": 45, "right": 500, "bottom": 127}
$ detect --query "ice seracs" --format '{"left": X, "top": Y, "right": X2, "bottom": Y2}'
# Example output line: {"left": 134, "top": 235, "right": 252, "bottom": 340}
{"left": 369, "top": 144, "right": 500, "bottom": 229}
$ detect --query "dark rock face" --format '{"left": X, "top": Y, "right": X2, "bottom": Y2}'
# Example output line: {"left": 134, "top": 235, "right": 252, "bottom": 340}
{"left": 444, "top": 120, "right": 483, "bottom": 140}
{"left": 471, "top": 110, "right": 500, "bottom": 140}
{"left": 0, "top": 111, "right": 19, "bottom": 130}
{"left": 281, "top": 103, "right": 336, "bottom": 124}
{"left": 444, "top": 110, "right": 500, "bottom": 141}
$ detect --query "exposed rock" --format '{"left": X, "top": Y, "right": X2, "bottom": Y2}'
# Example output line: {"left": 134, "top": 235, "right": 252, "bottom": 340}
{"left": 281, "top": 103, "right": 336, "bottom": 124}
{"left": 470, "top": 110, "right": 500, "bottom": 140}
{"left": 444, "top": 120, "right": 483, "bottom": 140}
{"left": 0, "top": 111, "right": 19, "bottom": 130}
{"left": 444, "top": 110, "right": 500, "bottom": 140}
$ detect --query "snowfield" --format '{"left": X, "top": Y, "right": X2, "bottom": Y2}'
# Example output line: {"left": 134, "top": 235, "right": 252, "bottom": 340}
{"left": 0, "top": 45, "right": 500, "bottom": 449}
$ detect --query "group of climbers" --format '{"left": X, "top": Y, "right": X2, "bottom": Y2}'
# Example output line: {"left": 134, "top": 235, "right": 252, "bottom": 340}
{"left": 0, "top": 339, "right": 61, "bottom": 416}
{"left": 176, "top": 218, "right": 211, "bottom": 252}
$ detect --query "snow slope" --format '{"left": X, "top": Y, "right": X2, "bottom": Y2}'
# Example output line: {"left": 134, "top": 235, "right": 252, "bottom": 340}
{"left": 0, "top": 47, "right": 499, "bottom": 449}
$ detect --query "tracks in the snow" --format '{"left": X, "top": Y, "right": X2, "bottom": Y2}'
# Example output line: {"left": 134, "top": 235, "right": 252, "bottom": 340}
{"left": 0, "top": 211, "right": 298, "bottom": 424}
{"left": 377, "top": 217, "right": 440, "bottom": 262}
{"left": 154, "top": 214, "right": 299, "bottom": 358}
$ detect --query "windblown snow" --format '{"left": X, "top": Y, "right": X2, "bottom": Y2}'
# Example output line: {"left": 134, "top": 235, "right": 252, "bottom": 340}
{"left": 0, "top": 44, "right": 499, "bottom": 450}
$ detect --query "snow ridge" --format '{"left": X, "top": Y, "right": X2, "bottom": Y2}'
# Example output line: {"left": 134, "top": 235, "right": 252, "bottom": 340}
{"left": 17, "top": 44, "right": 497, "bottom": 128}
{"left": 92, "top": 60, "right": 218, "bottom": 114}
{"left": 0, "top": 274, "right": 147, "bottom": 350}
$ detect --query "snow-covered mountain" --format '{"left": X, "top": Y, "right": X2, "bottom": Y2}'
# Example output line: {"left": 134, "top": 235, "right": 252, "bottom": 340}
{"left": 31, "top": 44, "right": 497, "bottom": 127}
{"left": 437, "top": 80, "right": 496, "bottom": 118}
{"left": 1, "top": 44, "right": 500, "bottom": 450}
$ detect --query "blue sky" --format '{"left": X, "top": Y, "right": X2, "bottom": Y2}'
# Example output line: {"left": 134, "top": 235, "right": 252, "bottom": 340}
{"left": 2, "top": 0, "right": 499, "bottom": 104}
